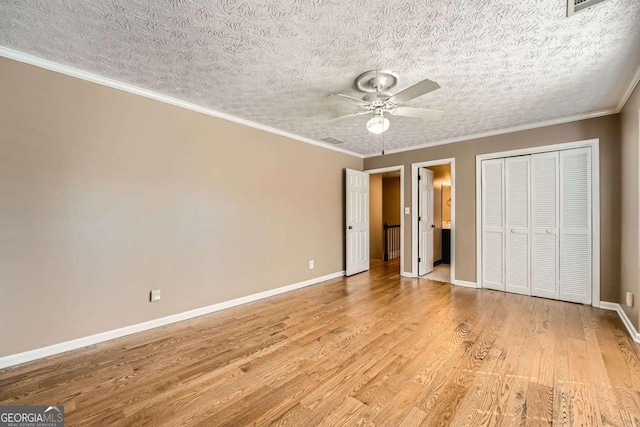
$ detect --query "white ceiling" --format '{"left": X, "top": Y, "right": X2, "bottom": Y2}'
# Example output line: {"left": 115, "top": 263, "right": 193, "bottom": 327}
{"left": 1, "top": 0, "right": 639, "bottom": 156}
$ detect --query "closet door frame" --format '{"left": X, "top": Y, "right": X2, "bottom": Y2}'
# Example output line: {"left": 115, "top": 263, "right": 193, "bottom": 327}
{"left": 475, "top": 138, "right": 600, "bottom": 307}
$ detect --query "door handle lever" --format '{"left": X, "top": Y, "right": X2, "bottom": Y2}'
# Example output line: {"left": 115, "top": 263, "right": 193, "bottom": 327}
{"left": 348, "top": 226, "right": 353, "bottom": 229}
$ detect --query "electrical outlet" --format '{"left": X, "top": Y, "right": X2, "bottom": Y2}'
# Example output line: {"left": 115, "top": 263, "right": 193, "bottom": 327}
{"left": 309, "top": 260, "right": 314, "bottom": 269}
{"left": 627, "top": 292, "right": 634, "bottom": 307}
{"left": 150, "top": 289, "right": 161, "bottom": 302}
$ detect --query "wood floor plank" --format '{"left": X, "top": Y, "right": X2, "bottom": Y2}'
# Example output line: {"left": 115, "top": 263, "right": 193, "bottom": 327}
{"left": 552, "top": 300, "right": 573, "bottom": 426}
{"left": 494, "top": 296, "right": 541, "bottom": 426}
{"left": 613, "top": 386, "right": 640, "bottom": 427}
{"left": 450, "top": 293, "right": 531, "bottom": 426}
{"left": 399, "top": 406, "right": 427, "bottom": 427}
{"left": 267, "top": 403, "right": 316, "bottom": 427}
{"left": 529, "top": 301, "right": 555, "bottom": 388}
{"left": 1, "top": 259, "right": 639, "bottom": 425}
{"left": 419, "top": 292, "right": 509, "bottom": 426}
{"left": 581, "top": 307, "right": 624, "bottom": 426}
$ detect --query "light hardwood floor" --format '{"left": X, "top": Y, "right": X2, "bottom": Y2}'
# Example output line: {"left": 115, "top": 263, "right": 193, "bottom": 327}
{"left": 1, "top": 259, "right": 640, "bottom": 426}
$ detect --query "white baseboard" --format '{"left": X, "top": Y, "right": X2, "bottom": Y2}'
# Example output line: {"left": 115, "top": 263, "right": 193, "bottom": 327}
{"left": 0, "top": 271, "right": 345, "bottom": 370}
{"left": 600, "top": 301, "right": 640, "bottom": 343}
{"left": 452, "top": 280, "right": 478, "bottom": 288}
{"left": 599, "top": 301, "right": 620, "bottom": 311}
{"left": 401, "top": 272, "right": 477, "bottom": 288}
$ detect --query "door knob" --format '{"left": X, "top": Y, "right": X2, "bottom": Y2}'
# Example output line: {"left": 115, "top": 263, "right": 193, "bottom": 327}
{"left": 546, "top": 229, "right": 553, "bottom": 234}
{"left": 511, "top": 228, "right": 516, "bottom": 233}
{"left": 348, "top": 226, "right": 353, "bottom": 229}
{"left": 431, "top": 224, "right": 435, "bottom": 229}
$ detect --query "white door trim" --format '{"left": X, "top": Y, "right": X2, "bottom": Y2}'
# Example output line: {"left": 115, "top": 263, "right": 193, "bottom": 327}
{"left": 364, "top": 166, "right": 405, "bottom": 275}
{"left": 418, "top": 167, "right": 435, "bottom": 276}
{"left": 475, "top": 138, "right": 600, "bottom": 307}
{"left": 410, "top": 158, "right": 457, "bottom": 284}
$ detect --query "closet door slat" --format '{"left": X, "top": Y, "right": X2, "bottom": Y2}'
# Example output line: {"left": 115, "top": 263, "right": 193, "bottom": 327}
{"left": 560, "top": 147, "right": 592, "bottom": 304}
{"left": 481, "top": 159, "right": 505, "bottom": 291}
{"left": 531, "top": 152, "right": 560, "bottom": 299}
{"left": 505, "top": 156, "right": 531, "bottom": 295}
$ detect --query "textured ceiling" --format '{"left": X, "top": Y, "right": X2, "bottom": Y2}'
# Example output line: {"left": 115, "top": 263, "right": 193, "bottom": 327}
{"left": 1, "top": 0, "right": 639, "bottom": 155}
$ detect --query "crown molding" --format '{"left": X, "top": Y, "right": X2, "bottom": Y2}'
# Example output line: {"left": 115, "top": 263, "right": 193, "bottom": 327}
{"left": 1, "top": 46, "right": 637, "bottom": 160}
{"left": 362, "top": 108, "right": 617, "bottom": 158}
{"left": 617, "top": 61, "right": 640, "bottom": 112}
{"left": 0, "top": 46, "right": 364, "bottom": 159}
{"left": 365, "top": 58, "right": 640, "bottom": 158}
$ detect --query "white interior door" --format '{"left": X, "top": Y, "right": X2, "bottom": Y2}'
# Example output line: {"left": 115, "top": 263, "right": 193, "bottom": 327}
{"left": 418, "top": 167, "right": 434, "bottom": 276}
{"left": 531, "top": 152, "right": 560, "bottom": 299}
{"left": 346, "top": 169, "right": 369, "bottom": 276}
{"left": 481, "top": 159, "right": 505, "bottom": 291}
{"left": 505, "top": 156, "right": 531, "bottom": 295}
{"left": 559, "top": 148, "right": 592, "bottom": 304}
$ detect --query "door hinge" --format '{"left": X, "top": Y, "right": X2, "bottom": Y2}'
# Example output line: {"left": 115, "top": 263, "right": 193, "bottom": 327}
{"left": 418, "top": 257, "right": 421, "bottom": 262}
{"left": 418, "top": 175, "right": 421, "bottom": 181}
{"left": 418, "top": 216, "right": 421, "bottom": 221}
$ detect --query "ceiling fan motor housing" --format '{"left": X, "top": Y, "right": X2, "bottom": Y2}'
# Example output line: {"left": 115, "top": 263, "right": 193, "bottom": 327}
{"left": 363, "top": 92, "right": 392, "bottom": 104}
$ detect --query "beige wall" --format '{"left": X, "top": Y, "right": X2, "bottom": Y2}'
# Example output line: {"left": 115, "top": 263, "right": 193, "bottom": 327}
{"left": 364, "top": 115, "right": 621, "bottom": 304}
{"left": 442, "top": 185, "right": 451, "bottom": 223}
{"left": 0, "top": 57, "right": 362, "bottom": 356}
{"left": 382, "top": 177, "right": 401, "bottom": 225}
{"left": 427, "top": 164, "right": 451, "bottom": 262}
{"left": 621, "top": 80, "right": 640, "bottom": 328}
{"left": 370, "top": 174, "right": 383, "bottom": 260}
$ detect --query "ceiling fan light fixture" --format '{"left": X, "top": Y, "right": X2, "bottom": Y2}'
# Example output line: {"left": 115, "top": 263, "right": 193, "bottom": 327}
{"left": 330, "top": 71, "right": 443, "bottom": 139}
{"left": 367, "top": 114, "right": 390, "bottom": 134}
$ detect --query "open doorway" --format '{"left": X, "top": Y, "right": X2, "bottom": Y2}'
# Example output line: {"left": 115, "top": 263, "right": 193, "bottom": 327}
{"left": 366, "top": 166, "right": 404, "bottom": 273}
{"left": 412, "top": 159, "right": 455, "bottom": 283}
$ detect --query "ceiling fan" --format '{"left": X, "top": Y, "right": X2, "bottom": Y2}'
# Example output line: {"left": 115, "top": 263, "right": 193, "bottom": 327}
{"left": 329, "top": 70, "right": 443, "bottom": 134}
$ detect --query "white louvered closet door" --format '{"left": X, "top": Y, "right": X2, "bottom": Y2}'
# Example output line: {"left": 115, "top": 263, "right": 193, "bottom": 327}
{"left": 559, "top": 148, "right": 592, "bottom": 304}
{"left": 505, "top": 156, "right": 531, "bottom": 295}
{"left": 530, "top": 152, "right": 560, "bottom": 299}
{"left": 481, "top": 159, "right": 505, "bottom": 291}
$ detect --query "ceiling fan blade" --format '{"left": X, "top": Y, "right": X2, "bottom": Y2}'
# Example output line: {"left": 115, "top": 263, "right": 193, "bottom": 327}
{"left": 327, "top": 111, "right": 371, "bottom": 123}
{"left": 393, "top": 106, "right": 443, "bottom": 120}
{"left": 331, "top": 93, "right": 368, "bottom": 105}
{"left": 388, "top": 79, "right": 440, "bottom": 104}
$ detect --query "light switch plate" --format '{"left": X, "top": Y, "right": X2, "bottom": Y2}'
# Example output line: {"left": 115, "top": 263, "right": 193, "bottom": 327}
{"left": 404, "top": 207, "right": 410, "bottom": 214}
